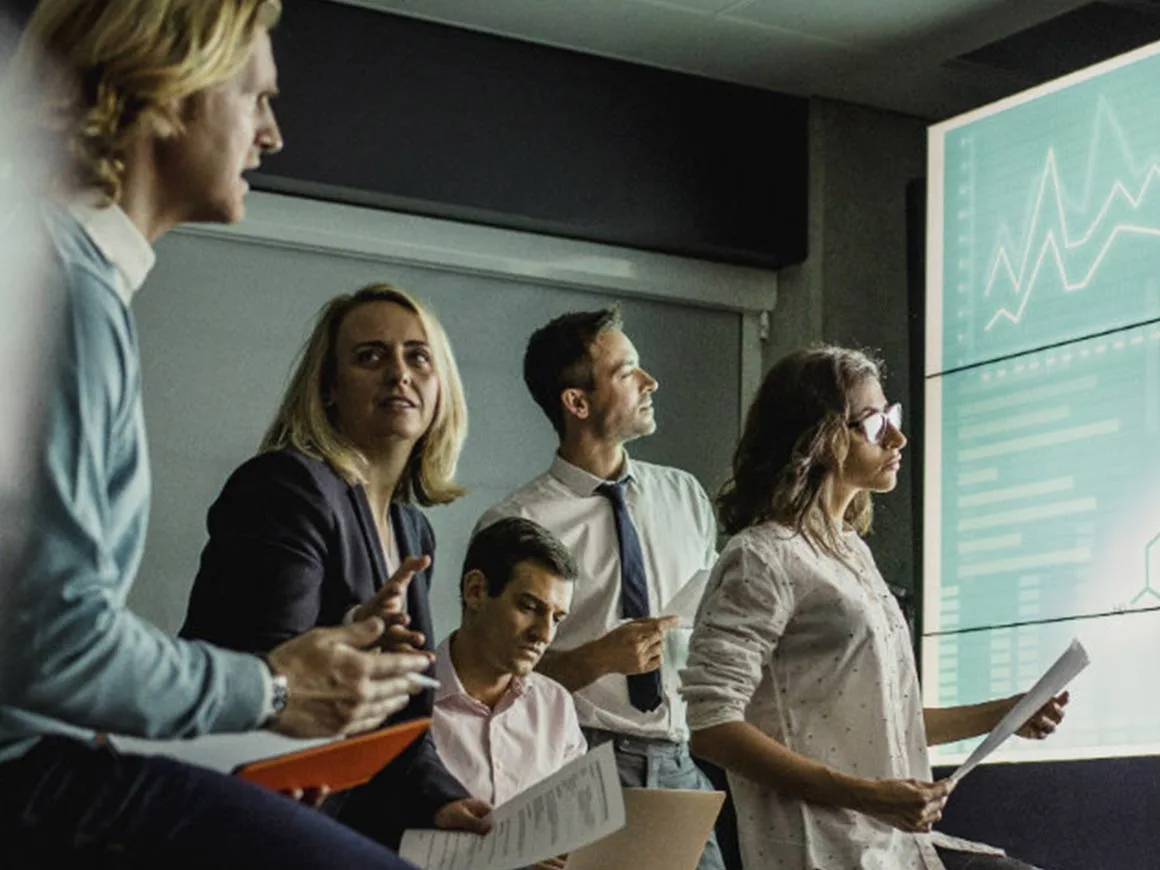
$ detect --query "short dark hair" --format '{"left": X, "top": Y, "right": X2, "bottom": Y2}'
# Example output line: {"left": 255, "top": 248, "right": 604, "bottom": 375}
{"left": 523, "top": 307, "right": 623, "bottom": 436}
{"left": 461, "top": 517, "right": 578, "bottom": 603}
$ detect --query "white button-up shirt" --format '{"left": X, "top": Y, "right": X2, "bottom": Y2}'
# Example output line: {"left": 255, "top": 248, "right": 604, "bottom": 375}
{"left": 476, "top": 453, "right": 717, "bottom": 742}
{"left": 681, "top": 522, "right": 1001, "bottom": 870}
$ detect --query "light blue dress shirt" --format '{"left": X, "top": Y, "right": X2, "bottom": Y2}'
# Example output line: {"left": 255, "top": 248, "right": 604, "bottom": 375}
{"left": 0, "top": 202, "right": 267, "bottom": 762}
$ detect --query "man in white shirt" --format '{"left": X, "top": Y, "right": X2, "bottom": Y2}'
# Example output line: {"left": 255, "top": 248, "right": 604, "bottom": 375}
{"left": 475, "top": 308, "right": 726, "bottom": 870}
{"left": 431, "top": 516, "right": 587, "bottom": 806}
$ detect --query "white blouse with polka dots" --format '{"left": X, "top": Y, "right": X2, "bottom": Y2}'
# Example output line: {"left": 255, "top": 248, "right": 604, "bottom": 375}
{"left": 681, "top": 522, "right": 994, "bottom": 870}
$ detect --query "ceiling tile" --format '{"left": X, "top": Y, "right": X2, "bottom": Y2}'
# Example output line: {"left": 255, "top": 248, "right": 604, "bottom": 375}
{"left": 628, "top": 0, "right": 740, "bottom": 13}
{"left": 726, "top": 0, "right": 986, "bottom": 40}
{"left": 324, "top": 0, "right": 1118, "bottom": 119}
{"left": 346, "top": 0, "right": 855, "bottom": 75}
{"left": 723, "top": 0, "right": 1090, "bottom": 51}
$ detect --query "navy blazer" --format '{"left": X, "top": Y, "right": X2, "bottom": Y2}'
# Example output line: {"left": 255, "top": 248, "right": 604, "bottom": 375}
{"left": 180, "top": 448, "right": 468, "bottom": 844}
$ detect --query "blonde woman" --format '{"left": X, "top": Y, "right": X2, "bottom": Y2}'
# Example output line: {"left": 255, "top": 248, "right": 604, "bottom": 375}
{"left": 0, "top": 2, "right": 434, "bottom": 868}
{"left": 681, "top": 346, "right": 1068, "bottom": 870}
{"left": 181, "top": 284, "right": 492, "bottom": 848}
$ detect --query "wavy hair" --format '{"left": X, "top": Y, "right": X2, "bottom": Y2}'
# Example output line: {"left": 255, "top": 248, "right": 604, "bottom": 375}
{"left": 262, "top": 284, "right": 468, "bottom": 506}
{"left": 718, "top": 345, "right": 884, "bottom": 558}
{"left": 2, "top": 0, "right": 281, "bottom": 204}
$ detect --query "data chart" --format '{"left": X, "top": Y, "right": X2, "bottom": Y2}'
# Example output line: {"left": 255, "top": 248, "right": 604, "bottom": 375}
{"left": 929, "top": 46, "right": 1160, "bottom": 375}
{"left": 924, "top": 38, "right": 1160, "bottom": 764}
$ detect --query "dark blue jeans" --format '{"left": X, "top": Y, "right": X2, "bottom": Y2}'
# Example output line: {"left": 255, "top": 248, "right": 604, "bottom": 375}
{"left": 0, "top": 736, "right": 418, "bottom": 869}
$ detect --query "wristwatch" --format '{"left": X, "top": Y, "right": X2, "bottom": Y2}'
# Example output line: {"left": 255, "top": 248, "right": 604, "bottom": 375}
{"left": 262, "top": 657, "right": 289, "bottom": 723}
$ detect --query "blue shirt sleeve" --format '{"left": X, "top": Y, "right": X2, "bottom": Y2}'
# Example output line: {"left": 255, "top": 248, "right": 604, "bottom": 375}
{"left": 4, "top": 257, "right": 267, "bottom": 740}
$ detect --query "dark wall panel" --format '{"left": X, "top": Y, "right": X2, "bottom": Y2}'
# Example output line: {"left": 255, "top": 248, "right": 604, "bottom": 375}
{"left": 257, "top": 0, "right": 807, "bottom": 268}
{"left": 934, "top": 758, "right": 1160, "bottom": 870}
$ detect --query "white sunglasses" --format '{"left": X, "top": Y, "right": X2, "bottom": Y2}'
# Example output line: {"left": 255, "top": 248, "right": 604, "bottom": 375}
{"left": 848, "top": 403, "right": 902, "bottom": 444}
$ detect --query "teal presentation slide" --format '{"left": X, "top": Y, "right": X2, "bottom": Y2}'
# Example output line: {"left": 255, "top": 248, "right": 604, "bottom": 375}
{"left": 936, "top": 49, "right": 1160, "bottom": 374}
{"left": 924, "top": 40, "right": 1160, "bottom": 764}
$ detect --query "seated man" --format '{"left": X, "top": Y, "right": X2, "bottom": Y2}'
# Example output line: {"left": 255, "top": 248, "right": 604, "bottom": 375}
{"left": 431, "top": 517, "right": 586, "bottom": 806}
{"left": 0, "top": 1, "right": 433, "bottom": 867}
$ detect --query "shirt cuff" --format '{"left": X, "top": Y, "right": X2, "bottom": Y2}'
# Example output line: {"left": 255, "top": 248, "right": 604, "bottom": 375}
{"left": 257, "top": 656, "right": 276, "bottom": 724}
{"left": 682, "top": 690, "right": 748, "bottom": 732}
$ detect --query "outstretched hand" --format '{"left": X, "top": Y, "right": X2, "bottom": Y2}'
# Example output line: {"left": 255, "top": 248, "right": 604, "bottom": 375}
{"left": 351, "top": 555, "right": 431, "bottom": 651}
{"left": 1015, "top": 690, "right": 1069, "bottom": 740}
{"left": 264, "top": 618, "right": 430, "bottom": 738}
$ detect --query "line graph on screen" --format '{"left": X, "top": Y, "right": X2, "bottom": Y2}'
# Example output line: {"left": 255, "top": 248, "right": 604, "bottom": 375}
{"left": 934, "top": 43, "right": 1160, "bottom": 375}
{"left": 984, "top": 97, "right": 1160, "bottom": 332}
{"left": 926, "top": 38, "right": 1160, "bottom": 765}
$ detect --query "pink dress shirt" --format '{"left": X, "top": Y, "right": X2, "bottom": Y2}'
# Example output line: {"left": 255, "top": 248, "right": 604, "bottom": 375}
{"left": 431, "top": 636, "right": 588, "bottom": 805}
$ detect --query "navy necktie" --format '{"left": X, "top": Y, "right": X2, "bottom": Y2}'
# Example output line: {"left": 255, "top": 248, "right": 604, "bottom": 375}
{"left": 597, "top": 479, "right": 664, "bottom": 713}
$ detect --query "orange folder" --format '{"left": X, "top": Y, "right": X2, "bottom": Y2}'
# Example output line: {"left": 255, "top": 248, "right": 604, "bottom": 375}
{"left": 234, "top": 717, "right": 431, "bottom": 793}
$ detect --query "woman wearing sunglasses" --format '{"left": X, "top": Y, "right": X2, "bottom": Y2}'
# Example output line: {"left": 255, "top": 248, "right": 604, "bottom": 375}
{"left": 680, "top": 345, "right": 1066, "bottom": 870}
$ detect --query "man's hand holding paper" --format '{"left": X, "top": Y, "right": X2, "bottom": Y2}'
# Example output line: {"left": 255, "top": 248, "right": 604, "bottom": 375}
{"left": 664, "top": 569, "right": 711, "bottom": 628}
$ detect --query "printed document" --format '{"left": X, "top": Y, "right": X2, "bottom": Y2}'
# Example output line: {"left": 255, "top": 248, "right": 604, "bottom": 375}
{"left": 399, "top": 741, "right": 624, "bottom": 870}
{"left": 949, "top": 638, "right": 1089, "bottom": 784}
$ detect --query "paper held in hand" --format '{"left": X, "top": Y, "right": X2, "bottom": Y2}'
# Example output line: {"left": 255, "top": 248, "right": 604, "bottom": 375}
{"left": 947, "top": 638, "right": 1089, "bottom": 784}
{"left": 664, "top": 569, "right": 712, "bottom": 627}
{"left": 399, "top": 741, "right": 625, "bottom": 870}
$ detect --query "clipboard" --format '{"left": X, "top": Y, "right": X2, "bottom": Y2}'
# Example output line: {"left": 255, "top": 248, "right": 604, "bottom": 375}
{"left": 233, "top": 717, "right": 431, "bottom": 792}
{"left": 565, "top": 787, "right": 725, "bottom": 870}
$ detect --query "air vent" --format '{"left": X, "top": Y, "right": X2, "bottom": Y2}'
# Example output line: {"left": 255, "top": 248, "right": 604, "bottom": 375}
{"left": 952, "top": 1, "right": 1160, "bottom": 86}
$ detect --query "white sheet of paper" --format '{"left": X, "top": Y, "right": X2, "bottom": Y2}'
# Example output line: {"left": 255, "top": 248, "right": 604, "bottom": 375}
{"left": 664, "top": 569, "right": 711, "bottom": 627}
{"left": 948, "top": 638, "right": 1089, "bottom": 784}
{"left": 106, "top": 731, "right": 335, "bottom": 774}
{"left": 399, "top": 741, "right": 625, "bottom": 870}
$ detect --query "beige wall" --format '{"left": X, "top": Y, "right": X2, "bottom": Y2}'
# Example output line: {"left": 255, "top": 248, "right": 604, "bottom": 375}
{"left": 769, "top": 97, "right": 927, "bottom": 593}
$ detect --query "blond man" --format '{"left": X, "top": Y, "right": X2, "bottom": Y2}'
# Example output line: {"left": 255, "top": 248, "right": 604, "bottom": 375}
{"left": 0, "top": 2, "right": 432, "bottom": 866}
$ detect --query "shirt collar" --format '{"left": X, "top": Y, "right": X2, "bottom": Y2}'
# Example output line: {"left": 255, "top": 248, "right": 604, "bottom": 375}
{"left": 434, "top": 636, "right": 465, "bottom": 703}
{"left": 434, "top": 634, "right": 528, "bottom": 706}
{"left": 68, "top": 197, "right": 156, "bottom": 304}
{"left": 548, "top": 452, "right": 635, "bottom": 497}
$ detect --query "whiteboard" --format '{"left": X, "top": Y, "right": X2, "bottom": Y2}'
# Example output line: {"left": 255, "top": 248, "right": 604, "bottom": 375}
{"left": 130, "top": 199, "right": 752, "bottom": 642}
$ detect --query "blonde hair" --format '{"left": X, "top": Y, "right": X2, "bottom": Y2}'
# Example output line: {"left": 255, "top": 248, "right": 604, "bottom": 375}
{"left": 2, "top": 0, "right": 281, "bottom": 204}
{"left": 262, "top": 284, "right": 469, "bottom": 506}
{"left": 718, "top": 345, "right": 883, "bottom": 559}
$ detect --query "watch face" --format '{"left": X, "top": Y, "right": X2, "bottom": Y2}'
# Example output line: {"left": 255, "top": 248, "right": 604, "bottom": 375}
{"left": 272, "top": 675, "right": 289, "bottom": 713}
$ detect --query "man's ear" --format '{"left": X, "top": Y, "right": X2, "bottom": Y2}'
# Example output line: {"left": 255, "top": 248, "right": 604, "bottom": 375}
{"left": 149, "top": 93, "right": 198, "bottom": 141}
{"left": 462, "top": 569, "right": 489, "bottom": 611}
{"left": 560, "top": 387, "right": 589, "bottom": 422}
{"left": 174, "top": 89, "right": 206, "bottom": 125}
